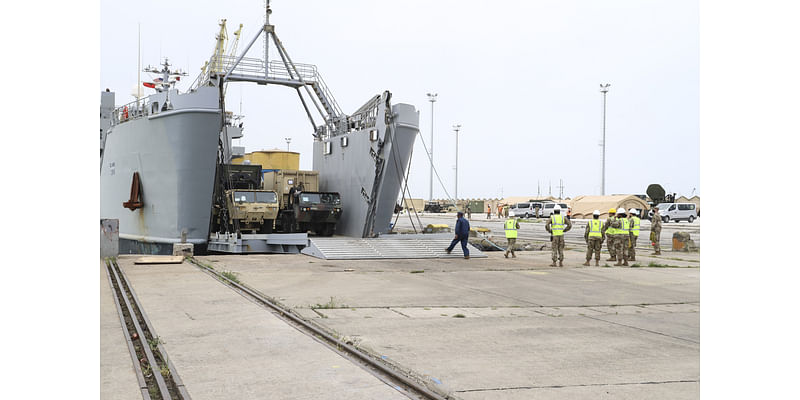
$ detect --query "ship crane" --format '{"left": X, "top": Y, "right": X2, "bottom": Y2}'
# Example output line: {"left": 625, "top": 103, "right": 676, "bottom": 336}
{"left": 189, "top": 0, "right": 346, "bottom": 139}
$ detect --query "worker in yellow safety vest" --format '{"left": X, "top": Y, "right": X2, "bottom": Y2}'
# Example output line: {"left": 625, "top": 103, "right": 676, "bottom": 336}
{"left": 504, "top": 216, "right": 520, "bottom": 258}
{"left": 603, "top": 208, "right": 618, "bottom": 261}
{"left": 545, "top": 205, "right": 572, "bottom": 267}
{"left": 628, "top": 208, "right": 641, "bottom": 261}
{"left": 583, "top": 210, "right": 605, "bottom": 266}
{"left": 614, "top": 209, "right": 630, "bottom": 266}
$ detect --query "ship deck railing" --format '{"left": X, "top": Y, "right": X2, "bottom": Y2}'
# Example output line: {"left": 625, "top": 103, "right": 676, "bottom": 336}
{"left": 189, "top": 55, "right": 344, "bottom": 121}
{"left": 112, "top": 97, "right": 157, "bottom": 125}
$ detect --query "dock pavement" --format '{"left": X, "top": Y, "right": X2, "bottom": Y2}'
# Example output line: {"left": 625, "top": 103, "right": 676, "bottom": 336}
{"left": 102, "top": 244, "right": 699, "bottom": 399}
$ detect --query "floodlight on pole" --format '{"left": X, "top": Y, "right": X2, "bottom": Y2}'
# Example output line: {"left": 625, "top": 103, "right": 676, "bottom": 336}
{"left": 284, "top": 137, "right": 291, "bottom": 151}
{"left": 452, "top": 124, "right": 461, "bottom": 201}
{"left": 426, "top": 93, "right": 438, "bottom": 201}
{"left": 599, "top": 83, "right": 611, "bottom": 195}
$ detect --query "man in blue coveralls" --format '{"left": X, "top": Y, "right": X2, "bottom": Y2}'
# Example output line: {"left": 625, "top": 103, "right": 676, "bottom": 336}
{"left": 445, "top": 211, "right": 471, "bottom": 259}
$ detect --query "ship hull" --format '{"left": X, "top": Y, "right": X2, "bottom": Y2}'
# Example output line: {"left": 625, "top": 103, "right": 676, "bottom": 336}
{"left": 100, "top": 88, "right": 221, "bottom": 254}
{"left": 314, "top": 99, "right": 419, "bottom": 237}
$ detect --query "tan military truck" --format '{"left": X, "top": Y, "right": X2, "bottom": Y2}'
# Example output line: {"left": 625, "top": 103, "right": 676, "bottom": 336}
{"left": 262, "top": 169, "right": 341, "bottom": 236}
{"left": 222, "top": 189, "right": 279, "bottom": 234}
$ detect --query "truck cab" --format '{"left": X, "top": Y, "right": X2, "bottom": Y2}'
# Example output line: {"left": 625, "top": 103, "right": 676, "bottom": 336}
{"left": 291, "top": 192, "right": 342, "bottom": 236}
{"left": 223, "top": 189, "right": 279, "bottom": 234}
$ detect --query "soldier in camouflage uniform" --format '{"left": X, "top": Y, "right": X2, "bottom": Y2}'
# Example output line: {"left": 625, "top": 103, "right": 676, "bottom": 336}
{"left": 650, "top": 206, "right": 662, "bottom": 255}
{"left": 614, "top": 208, "right": 630, "bottom": 266}
{"left": 583, "top": 210, "right": 604, "bottom": 266}
{"left": 545, "top": 205, "right": 572, "bottom": 267}
{"left": 603, "top": 208, "right": 617, "bottom": 261}
{"left": 628, "top": 208, "right": 641, "bottom": 261}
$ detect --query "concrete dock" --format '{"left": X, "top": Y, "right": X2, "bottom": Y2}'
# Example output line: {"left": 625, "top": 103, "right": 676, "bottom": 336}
{"left": 116, "top": 257, "right": 407, "bottom": 399}
{"left": 102, "top": 229, "right": 700, "bottom": 399}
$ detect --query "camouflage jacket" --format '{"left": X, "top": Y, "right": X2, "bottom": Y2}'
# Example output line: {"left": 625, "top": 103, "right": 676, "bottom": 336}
{"left": 651, "top": 212, "right": 662, "bottom": 232}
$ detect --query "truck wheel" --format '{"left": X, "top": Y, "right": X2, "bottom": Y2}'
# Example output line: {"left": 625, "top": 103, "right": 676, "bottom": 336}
{"left": 688, "top": 216, "right": 695, "bottom": 223}
{"left": 259, "top": 223, "right": 273, "bottom": 234}
{"left": 663, "top": 216, "right": 670, "bottom": 223}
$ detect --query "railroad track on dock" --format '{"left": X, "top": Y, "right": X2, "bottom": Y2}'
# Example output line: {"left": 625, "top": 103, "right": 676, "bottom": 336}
{"left": 188, "top": 258, "right": 448, "bottom": 400}
{"left": 105, "top": 258, "right": 190, "bottom": 400}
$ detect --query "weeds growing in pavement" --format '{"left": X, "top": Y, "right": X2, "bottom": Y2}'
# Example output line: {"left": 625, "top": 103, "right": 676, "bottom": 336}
{"left": 647, "top": 262, "right": 680, "bottom": 268}
{"left": 189, "top": 257, "right": 215, "bottom": 270}
{"left": 148, "top": 336, "right": 164, "bottom": 351}
{"left": 220, "top": 270, "right": 240, "bottom": 283}
{"left": 314, "top": 296, "right": 347, "bottom": 309}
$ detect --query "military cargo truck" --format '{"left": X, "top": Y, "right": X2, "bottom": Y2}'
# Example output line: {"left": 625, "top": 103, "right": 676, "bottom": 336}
{"left": 222, "top": 189, "right": 279, "bottom": 234}
{"left": 212, "top": 164, "right": 279, "bottom": 235}
{"left": 262, "top": 169, "right": 342, "bottom": 236}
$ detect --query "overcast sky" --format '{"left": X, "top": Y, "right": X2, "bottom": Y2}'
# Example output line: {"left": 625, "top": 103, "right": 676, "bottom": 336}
{"left": 100, "top": 0, "right": 699, "bottom": 200}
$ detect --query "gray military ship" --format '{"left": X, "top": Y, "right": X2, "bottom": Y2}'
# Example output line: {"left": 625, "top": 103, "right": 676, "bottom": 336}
{"left": 100, "top": 61, "right": 222, "bottom": 254}
{"left": 100, "top": 2, "right": 418, "bottom": 254}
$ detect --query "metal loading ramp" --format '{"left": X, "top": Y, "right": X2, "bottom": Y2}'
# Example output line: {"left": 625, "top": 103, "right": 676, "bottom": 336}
{"left": 301, "top": 234, "right": 488, "bottom": 260}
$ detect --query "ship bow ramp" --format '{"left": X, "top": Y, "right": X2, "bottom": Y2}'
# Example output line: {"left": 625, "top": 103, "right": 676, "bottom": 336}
{"left": 313, "top": 95, "right": 419, "bottom": 238}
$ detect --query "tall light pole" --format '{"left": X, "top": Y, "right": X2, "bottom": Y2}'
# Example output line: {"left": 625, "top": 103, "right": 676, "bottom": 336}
{"left": 284, "top": 137, "right": 291, "bottom": 151}
{"left": 452, "top": 124, "right": 461, "bottom": 201}
{"left": 427, "top": 93, "right": 437, "bottom": 201}
{"left": 599, "top": 83, "right": 611, "bottom": 195}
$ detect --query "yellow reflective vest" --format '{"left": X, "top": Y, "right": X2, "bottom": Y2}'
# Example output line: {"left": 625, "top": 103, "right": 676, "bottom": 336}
{"left": 605, "top": 216, "right": 617, "bottom": 235}
{"left": 550, "top": 214, "right": 565, "bottom": 236}
{"left": 504, "top": 218, "right": 518, "bottom": 239}
{"left": 588, "top": 219, "right": 602, "bottom": 238}
{"left": 618, "top": 218, "right": 630, "bottom": 235}
{"left": 630, "top": 216, "right": 640, "bottom": 237}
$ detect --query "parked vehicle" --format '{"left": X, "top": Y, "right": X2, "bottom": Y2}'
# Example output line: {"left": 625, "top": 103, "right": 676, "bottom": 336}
{"left": 649, "top": 203, "right": 697, "bottom": 223}
{"left": 221, "top": 189, "right": 279, "bottom": 234}
{"left": 262, "top": 169, "right": 342, "bottom": 236}
{"left": 509, "top": 202, "right": 532, "bottom": 218}
{"left": 424, "top": 201, "right": 444, "bottom": 213}
{"left": 509, "top": 202, "right": 543, "bottom": 218}
{"left": 539, "top": 202, "right": 569, "bottom": 218}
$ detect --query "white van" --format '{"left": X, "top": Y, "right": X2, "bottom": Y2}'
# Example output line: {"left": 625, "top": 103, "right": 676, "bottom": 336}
{"left": 539, "top": 202, "right": 569, "bottom": 218}
{"left": 509, "top": 202, "right": 543, "bottom": 218}
{"left": 650, "top": 203, "right": 697, "bottom": 223}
